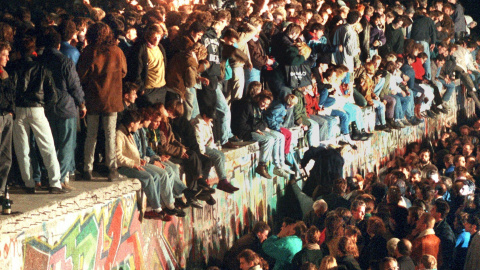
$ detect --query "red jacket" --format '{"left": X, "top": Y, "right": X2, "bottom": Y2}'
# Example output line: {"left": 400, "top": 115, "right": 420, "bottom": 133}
{"left": 411, "top": 230, "right": 440, "bottom": 265}
{"left": 412, "top": 57, "right": 426, "bottom": 80}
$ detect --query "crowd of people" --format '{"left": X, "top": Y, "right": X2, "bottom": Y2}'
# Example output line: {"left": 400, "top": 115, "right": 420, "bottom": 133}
{"left": 0, "top": 0, "right": 478, "bottom": 268}
{"left": 222, "top": 119, "right": 480, "bottom": 270}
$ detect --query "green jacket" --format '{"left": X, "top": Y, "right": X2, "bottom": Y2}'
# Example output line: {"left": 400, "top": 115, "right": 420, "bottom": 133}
{"left": 293, "top": 90, "right": 311, "bottom": 127}
{"left": 262, "top": 235, "right": 303, "bottom": 270}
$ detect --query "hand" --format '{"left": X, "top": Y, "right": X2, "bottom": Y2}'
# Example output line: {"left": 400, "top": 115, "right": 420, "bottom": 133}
{"left": 338, "top": 44, "right": 343, "bottom": 52}
{"left": 430, "top": 44, "right": 435, "bottom": 52}
{"left": 134, "top": 165, "right": 145, "bottom": 171}
{"left": 79, "top": 107, "right": 87, "bottom": 119}
{"left": 153, "top": 160, "right": 165, "bottom": 169}
{"left": 267, "top": 58, "right": 275, "bottom": 65}
{"left": 401, "top": 91, "right": 407, "bottom": 97}
{"left": 181, "top": 151, "right": 189, "bottom": 159}
{"left": 199, "top": 77, "right": 210, "bottom": 86}
{"left": 265, "top": 127, "right": 270, "bottom": 132}
{"left": 161, "top": 155, "right": 170, "bottom": 162}
{"left": 140, "top": 159, "right": 147, "bottom": 166}
{"left": 256, "top": 130, "right": 264, "bottom": 135}
{"left": 302, "top": 125, "right": 309, "bottom": 131}
{"left": 383, "top": 100, "right": 387, "bottom": 105}
{"left": 373, "top": 40, "right": 381, "bottom": 47}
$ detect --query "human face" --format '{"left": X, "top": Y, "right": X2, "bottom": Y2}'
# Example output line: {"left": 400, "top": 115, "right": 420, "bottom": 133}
{"left": 352, "top": 206, "right": 366, "bottom": 221}
{"left": 419, "top": 152, "right": 430, "bottom": 164}
{"left": 411, "top": 173, "right": 421, "bottom": 183}
{"left": 258, "top": 98, "right": 271, "bottom": 110}
{"left": 257, "top": 230, "right": 269, "bottom": 243}
{"left": 466, "top": 158, "right": 476, "bottom": 170}
{"left": 385, "top": 261, "right": 399, "bottom": 270}
{"left": 224, "top": 37, "right": 238, "bottom": 46}
{"left": 463, "top": 145, "right": 473, "bottom": 156}
{"left": 456, "top": 157, "right": 466, "bottom": 168}
{"left": 191, "top": 31, "right": 204, "bottom": 42}
{"left": 147, "top": 33, "right": 162, "bottom": 46}
{"left": 126, "top": 28, "right": 137, "bottom": 41}
{"left": 124, "top": 90, "right": 137, "bottom": 105}
{"left": 464, "top": 221, "right": 477, "bottom": 234}
{"left": 0, "top": 49, "right": 9, "bottom": 68}
{"left": 143, "top": 118, "right": 151, "bottom": 128}
{"left": 130, "top": 120, "right": 141, "bottom": 133}
{"left": 239, "top": 258, "right": 254, "bottom": 270}
{"left": 150, "top": 116, "right": 161, "bottom": 130}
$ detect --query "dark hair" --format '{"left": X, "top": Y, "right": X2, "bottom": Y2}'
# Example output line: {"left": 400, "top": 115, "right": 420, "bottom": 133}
{"left": 86, "top": 22, "right": 116, "bottom": 52}
{"left": 433, "top": 199, "right": 450, "bottom": 219}
{"left": 58, "top": 20, "right": 77, "bottom": 41}
{"left": 252, "top": 221, "right": 271, "bottom": 235}
{"left": 346, "top": 11, "right": 361, "bottom": 24}
{"left": 42, "top": 27, "right": 62, "bottom": 49}
{"left": 223, "top": 28, "right": 239, "bottom": 40}
{"left": 123, "top": 82, "right": 139, "bottom": 96}
{"left": 466, "top": 213, "right": 480, "bottom": 228}
{"left": 305, "top": 226, "right": 321, "bottom": 243}
{"left": 201, "top": 106, "right": 216, "bottom": 120}
{"left": 310, "top": 22, "right": 325, "bottom": 32}
{"left": 0, "top": 41, "right": 11, "bottom": 52}
{"left": 121, "top": 109, "right": 142, "bottom": 126}
{"left": 189, "top": 21, "right": 206, "bottom": 34}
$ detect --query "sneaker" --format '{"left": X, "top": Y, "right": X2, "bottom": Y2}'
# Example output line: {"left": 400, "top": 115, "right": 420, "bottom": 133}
{"left": 144, "top": 210, "right": 172, "bottom": 221}
{"left": 217, "top": 179, "right": 239, "bottom": 193}
{"left": 255, "top": 164, "right": 272, "bottom": 179}
{"left": 175, "top": 198, "right": 189, "bottom": 209}
{"left": 49, "top": 187, "right": 70, "bottom": 194}
{"left": 61, "top": 182, "right": 75, "bottom": 191}
{"left": 206, "top": 195, "right": 216, "bottom": 205}
{"left": 163, "top": 207, "right": 186, "bottom": 217}
{"left": 281, "top": 164, "right": 295, "bottom": 175}
{"left": 273, "top": 167, "right": 290, "bottom": 178}
{"left": 187, "top": 198, "right": 203, "bottom": 209}
{"left": 401, "top": 119, "right": 412, "bottom": 126}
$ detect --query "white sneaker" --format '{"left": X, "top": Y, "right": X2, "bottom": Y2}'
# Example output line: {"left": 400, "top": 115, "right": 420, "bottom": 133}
{"left": 282, "top": 164, "right": 295, "bottom": 175}
{"left": 273, "top": 167, "right": 290, "bottom": 178}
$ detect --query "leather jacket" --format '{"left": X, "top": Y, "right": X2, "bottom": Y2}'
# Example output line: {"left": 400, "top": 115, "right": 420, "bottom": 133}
{"left": 12, "top": 56, "right": 57, "bottom": 108}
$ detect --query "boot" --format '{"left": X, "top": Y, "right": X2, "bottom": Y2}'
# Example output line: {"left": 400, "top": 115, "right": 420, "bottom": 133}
{"left": 351, "top": 122, "right": 368, "bottom": 141}
{"left": 414, "top": 104, "right": 423, "bottom": 119}
{"left": 217, "top": 179, "right": 239, "bottom": 193}
{"left": 255, "top": 162, "right": 272, "bottom": 179}
{"left": 361, "top": 129, "right": 373, "bottom": 140}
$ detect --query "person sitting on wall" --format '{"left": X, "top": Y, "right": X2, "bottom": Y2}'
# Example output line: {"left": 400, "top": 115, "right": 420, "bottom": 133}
{"left": 191, "top": 107, "right": 239, "bottom": 194}
{"left": 115, "top": 109, "right": 184, "bottom": 220}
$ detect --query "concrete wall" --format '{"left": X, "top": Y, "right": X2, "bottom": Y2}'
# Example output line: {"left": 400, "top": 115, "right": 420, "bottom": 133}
{"left": 0, "top": 88, "right": 475, "bottom": 269}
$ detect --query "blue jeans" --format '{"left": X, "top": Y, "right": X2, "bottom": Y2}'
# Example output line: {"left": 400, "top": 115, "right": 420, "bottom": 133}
{"left": 435, "top": 79, "right": 456, "bottom": 102}
{"left": 205, "top": 147, "right": 227, "bottom": 180}
{"left": 48, "top": 117, "right": 77, "bottom": 183}
{"left": 185, "top": 87, "right": 200, "bottom": 120}
{"left": 331, "top": 110, "right": 350, "bottom": 134}
{"left": 396, "top": 90, "right": 415, "bottom": 119}
{"left": 266, "top": 130, "right": 285, "bottom": 166}
{"left": 214, "top": 83, "right": 234, "bottom": 145}
{"left": 13, "top": 107, "right": 61, "bottom": 189}
{"left": 417, "top": 41, "right": 431, "bottom": 80}
{"left": 310, "top": 114, "right": 338, "bottom": 141}
{"left": 344, "top": 103, "right": 365, "bottom": 130}
{"left": 305, "top": 118, "right": 320, "bottom": 147}
{"left": 251, "top": 131, "right": 275, "bottom": 164}
{"left": 372, "top": 100, "right": 386, "bottom": 125}
{"left": 118, "top": 164, "right": 173, "bottom": 209}
{"left": 162, "top": 160, "right": 186, "bottom": 198}
{"left": 374, "top": 77, "right": 386, "bottom": 97}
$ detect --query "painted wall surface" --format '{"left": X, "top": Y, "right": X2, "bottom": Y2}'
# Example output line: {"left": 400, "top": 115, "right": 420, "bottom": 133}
{"left": 0, "top": 89, "right": 474, "bottom": 270}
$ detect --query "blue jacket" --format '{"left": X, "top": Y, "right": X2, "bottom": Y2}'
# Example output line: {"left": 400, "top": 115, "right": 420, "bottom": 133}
{"left": 264, "top": 100, "right": 287, "bottom": 131}
{"left": 401, "top": 64, "right": 416, "bottom": 92}
{"left": 38, "top": 48, "right": 84, "bottom": 119}
{"left": 60, "top": 41, "right": 80, "bottom": 65}
{"left": 134, "top": 127, "right": 160, "bottom": 163}
{"left": 262, "top": 235, "right": 303, "bottom": 270}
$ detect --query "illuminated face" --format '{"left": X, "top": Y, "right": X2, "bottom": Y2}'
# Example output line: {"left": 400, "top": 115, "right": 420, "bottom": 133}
{"left": 124, "top": 90, "right": 137, "bottom": 105}
{"left": 191, "top": 31, "right": 204, "bottom": 42}
{"left": 258, "top": 98, "right": 271, "bottom": 110}
{"left": 239, "top": 258, "right": 253, "bottom": 270}
{"left": 257, "top": 230, "right": 269, "bottom": 243}
{"left": 463, "top": 145, "right": 473, "bottom": 156}
{"left": 126, "top": 28, "right": 137, "bottom": 41}
{"left": 456, "top": 157, "right": 466, "bottom": 168}
{"left": 419, "top": 151, "right": 430, "bottom": 163}
{"left": 147, "top": 33, "right": 162, "bottom": 46}
{"left": 150, "top": 116, "right": 161, "bottom": 129}
{"left": 352, "top": 206, "right": 366, "bottom": 221}
{"left": 0, "top": 49, "right": 9, "bottom": 68}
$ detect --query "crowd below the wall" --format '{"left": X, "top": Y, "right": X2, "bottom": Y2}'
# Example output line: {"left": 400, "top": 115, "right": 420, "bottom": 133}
{"left": 0, "top": 0, "right": 479, "bottom": 269}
